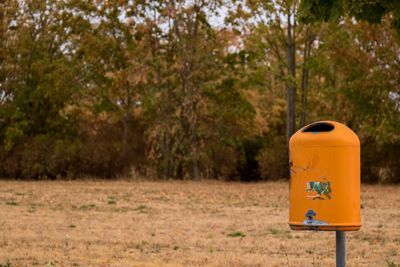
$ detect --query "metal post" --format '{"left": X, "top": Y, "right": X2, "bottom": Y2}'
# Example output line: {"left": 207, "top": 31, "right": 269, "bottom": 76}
{"left": 336, "top": 231, "right": 346, "bottom": 267}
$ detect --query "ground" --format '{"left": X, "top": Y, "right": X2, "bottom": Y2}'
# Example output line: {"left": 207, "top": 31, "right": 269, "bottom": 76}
{"left": 0, "top": 180, "right": 399, "bottom": 267}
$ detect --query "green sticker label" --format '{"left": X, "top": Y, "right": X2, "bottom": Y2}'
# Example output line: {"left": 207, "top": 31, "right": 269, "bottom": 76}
{"left": 306, "top": 179, "right": 332, "bottom": 200}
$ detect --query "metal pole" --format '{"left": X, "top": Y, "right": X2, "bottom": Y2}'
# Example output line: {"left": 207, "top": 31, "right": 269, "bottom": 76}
{"left": 336, "top": 231, "right": 346, "bottom": 267}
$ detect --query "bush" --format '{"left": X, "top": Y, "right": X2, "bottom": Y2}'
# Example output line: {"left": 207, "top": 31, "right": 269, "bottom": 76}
{"left": 0, "top": 118, "right": 146, "bottom": 179}
{"left": 257, "top": 134, "right": 288, "bottom": 180}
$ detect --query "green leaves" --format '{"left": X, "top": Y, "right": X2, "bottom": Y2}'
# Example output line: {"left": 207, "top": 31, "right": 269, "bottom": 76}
{"left": 299, "top": 0, "right": 400, "bottom": 32}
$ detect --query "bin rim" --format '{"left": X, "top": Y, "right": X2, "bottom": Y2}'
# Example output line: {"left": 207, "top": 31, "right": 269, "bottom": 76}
{"left": 301, "top": 121, "right": 335, "bottom": 133}
{"left": 290, "top": 120, "right": 360, "bottom": 147}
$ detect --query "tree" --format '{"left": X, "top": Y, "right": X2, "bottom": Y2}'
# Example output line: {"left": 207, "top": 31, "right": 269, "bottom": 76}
{"left": 75, "top": 1, "right": 146, "bottom": 158}
{"left": 0, "top": 0, "right": 91, "bottom": 178}
{"left": 299, "top": 0, "right": 400, "bottom": 31}
{"left": 229, "top": 0, "right": 319, "bottom": 143}
{"left": 1, "top": 0, "right": 398, "bottom": 182}
{"left": 308, "top": 17, "right": 400, "bottom": 182}
{"left": 133, "top": 0, "right": 255, "bottom": 179}
{"left": 227, "top": 0, "right": 320, "bottom": 179}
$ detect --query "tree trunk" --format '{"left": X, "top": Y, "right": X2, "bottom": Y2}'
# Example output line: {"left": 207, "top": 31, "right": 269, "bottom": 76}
{"left": 174, "top": 8, "right": 201, "bottom": 181}
{"left": 191, "top": 128, "right": 200, "bottom": 180}
{"left": 300, "top": 28, "right": 314, "bottom": 128}
{"left": 183, "top": 60, "right": 200, "bottom": 180}
{"left": 162, "top": 130, "right": 171, "bottom": 179}
{"left": 286, "top": 11, "right": 296, "bottom": 144}
{"left": 122, "top": 115, "right": 129, "bottom": 153}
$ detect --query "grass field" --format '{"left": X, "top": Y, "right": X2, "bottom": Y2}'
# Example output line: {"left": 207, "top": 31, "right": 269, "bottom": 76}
{"left": 0, "top": 180, "right": 399, "bottom": 267}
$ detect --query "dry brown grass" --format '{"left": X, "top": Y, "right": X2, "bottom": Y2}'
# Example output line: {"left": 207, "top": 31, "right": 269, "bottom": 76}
{"left": 0, "top": 180, "right": 399, "bottom": 267}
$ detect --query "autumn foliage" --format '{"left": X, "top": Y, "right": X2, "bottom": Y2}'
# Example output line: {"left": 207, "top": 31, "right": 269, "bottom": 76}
{"left": 0, "top": 1, "right": 399, "bottom": 182}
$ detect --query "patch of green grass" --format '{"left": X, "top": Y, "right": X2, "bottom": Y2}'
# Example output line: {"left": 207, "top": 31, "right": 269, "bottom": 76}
{"left": 27, "top": 205, "right": 36, "bottom": 213}
{"left": 78, "top": 204, "right": 96, "bottom": 210}
{"left": 391, "top": 248, "right": 398, "bottom": 256}
{"left": 0, "top": 261, "right": 11, "bottom": 267}
{"left": 135, "top": 241, "right": 148, "bottom": 252}
{"left": 135, "top": 204, "right": 150, "bottom": 213}
{"left": 151, "top": 243, "right": 161, "bottom": 253}
{"left": 107, "top": 196, "right": 118, "bottom": 205}
{"left": 5, "top": 201, "right": 17, "bottom": 206}
{"left": 258, "top": 228, "right": 292, "bottom": 239}
{"left": 386, "top": 260, "right": 400, "bottom": 267}
{"left": 108, "top": 200, "right": 117, "bottom": 205}
{"left": 267, "top": 228, "right": 291, "bottom": 238}
{"left": 269, "top": 228, "right": 279, "bottom": 235}
{"left": 112, "top": 207, "right": 130, "bottom": 213}
{"left": 227, "top": 231, "right": 246, "bottom": 238}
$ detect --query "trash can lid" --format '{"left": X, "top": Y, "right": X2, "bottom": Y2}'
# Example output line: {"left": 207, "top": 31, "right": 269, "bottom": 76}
{"left": 290, "top": 121, "right": 360, "bottom": 147}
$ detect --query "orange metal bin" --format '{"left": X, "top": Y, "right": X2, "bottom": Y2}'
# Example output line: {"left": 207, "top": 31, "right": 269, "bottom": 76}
{"left": 289, "top": 121, "right": 361, "bottom": 231}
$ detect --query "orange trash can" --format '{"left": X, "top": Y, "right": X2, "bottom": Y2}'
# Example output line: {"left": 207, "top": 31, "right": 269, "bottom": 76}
{"left": 289, "top": 121, "right": 361, "bottom": 231}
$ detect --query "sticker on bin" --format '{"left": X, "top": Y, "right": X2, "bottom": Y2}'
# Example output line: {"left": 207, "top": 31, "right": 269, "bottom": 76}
{"left": 303, "top": 209, "right": 328, "bottom": 226}
{"left": 306, "top": 178, "right": 332, "bottom": 200}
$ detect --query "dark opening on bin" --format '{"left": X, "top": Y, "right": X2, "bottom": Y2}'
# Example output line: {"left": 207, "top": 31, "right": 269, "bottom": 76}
{"left": 302, "top": 122, "right": 334, "bottom": 133}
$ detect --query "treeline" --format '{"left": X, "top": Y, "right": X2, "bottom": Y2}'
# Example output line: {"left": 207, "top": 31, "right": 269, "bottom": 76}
{"left": 0, "top": 1, "right": 399, "bottom": 182}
